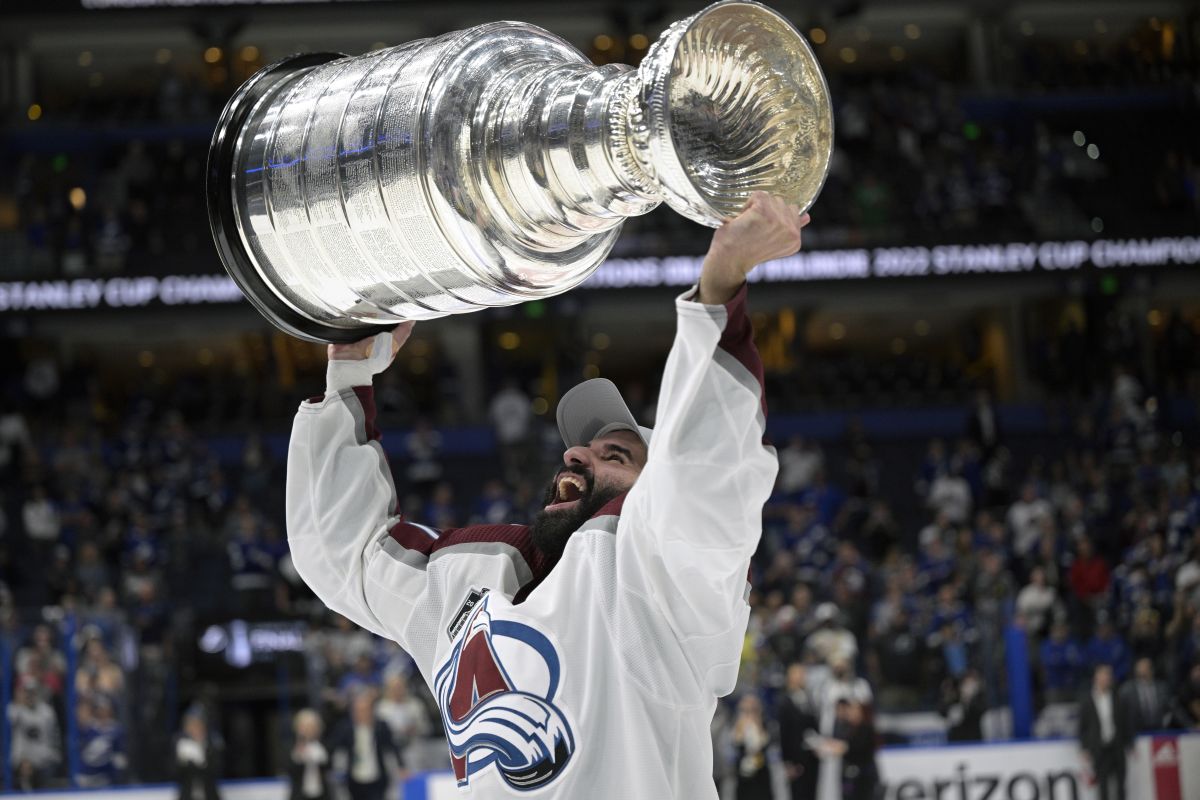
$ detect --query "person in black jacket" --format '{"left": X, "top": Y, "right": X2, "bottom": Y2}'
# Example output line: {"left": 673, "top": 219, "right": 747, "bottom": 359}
{"left": 1079, "top": 664, "right": 1132, "bottom": 800}
{"left": 966, "top": 389, "right": 1002, "bottom": 461}
{"left": 1117, "top": 657, "right": 1170, "bottom": 734}
{"left": 331, "top": 692, "right": 403, "bottom": 800}
{"left": 288, "top": 709, "right": 331, "bottom": 800}
{"left": 776, "top": 663, "right": 820, "bottom": 800}
{"left": 1177, "top": 662, "right": 1200, "bottom": 729}
{"left": 730, "top": 694, "right": 772, "bottom": 800}
{"left": 940, "top": 670, "right": 986, "bottom": 742}
{"left": 823, "top": 700, "right": 878, "bottom": 800}
{"left": 175, "top": 713, "right": 222, "bottom": 800}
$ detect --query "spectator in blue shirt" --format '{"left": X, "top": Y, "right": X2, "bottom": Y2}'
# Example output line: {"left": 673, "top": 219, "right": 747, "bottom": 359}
{"left": 765, "top": 502, "right": 817, "bottom": 555}
{"left": 471, "top": 479, "right": 513, "bottom": 525}
{"left": 227, "top": 510, "right": 281, "bottom": 615}
{"left": 916, "top": 537, "right": 956, "bottom": 595}
{"left": 1041, "top": 619, "right": 1085, "bottom": 703}
{"left": 123, "top": 511, "right": 161, "bottom": 564}
{"left": 77, "top": 698, "right": 127, "bottom": 788}
{"left": 929, "top": 583, "right": 973, "bottom": 635}
{"left": 337, "top": 654, "right": 381, "bottom": 703}
{"left": 917, "top": 439, "right": 949, "bottom": 494}
{"left": 1086, "top": 616, "right": 1132, "bottom": 682}
{"left": 808, "top": 471, "right": 845, "bottom": 527}
{"left": 828, "top": 540, "right": 871, "bottom": 601}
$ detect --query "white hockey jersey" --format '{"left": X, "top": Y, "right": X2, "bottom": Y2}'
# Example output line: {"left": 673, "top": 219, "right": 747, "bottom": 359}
{"left": 286, "top": 286, "right": 778, "bottom": 798}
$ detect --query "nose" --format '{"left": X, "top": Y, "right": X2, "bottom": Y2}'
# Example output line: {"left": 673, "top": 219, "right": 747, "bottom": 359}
{"left": 562, "top": 444, "right": 593, "bottom": 469}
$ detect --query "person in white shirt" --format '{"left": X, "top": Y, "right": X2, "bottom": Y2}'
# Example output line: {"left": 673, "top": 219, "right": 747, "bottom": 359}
{"left": 806, "top": 603, "right": 859, "bottom": 668}
{"left": 1015, "top": 566, "right": 1058, "bottom": 637}
{"left": 730, "top": 694, "right": 772, "bottom": 800}
{"left": 0, "top": 411, "right": 31, "bottom": 475}
{"left": 175, "top": 714, "right": 222, "bottom": 800}
{"left": 286, "top": 194, "right": 807, "bottom": 798}
{"left": 489, "top": 380, "right": 534, "bottom": 484}
{"left": 289, "top": 709, "right": 331, "bottom": 800}
{"left": 1008, "top": 483, "right": 1053, "bottom": 557}
{"left": 927, "top": 463, "right": 972, "bottom": 525}
{"left": 7, "top": 678, "right": 60, "bottom": 784}
{"left": 1079, "top": 664, "right": 1130, "bottom": 800}
{"left": 331, "top": 693, "right": 402, "bottom": 800}
{"left": 778, "top": 436, "right": 824, "bottom": 494}
{"left": 816, "top": 657, "right": 873, "bottom": 736}
{"left": 22, "top": 486, "right": 60, "bottom": 544}
{"left": 374, "top": 673, "right": 429, "bottom": 765}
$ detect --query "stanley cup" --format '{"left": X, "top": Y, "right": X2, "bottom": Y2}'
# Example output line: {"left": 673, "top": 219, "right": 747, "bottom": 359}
{"left": 207, "top": 0, "right": 833, "bottom": 342}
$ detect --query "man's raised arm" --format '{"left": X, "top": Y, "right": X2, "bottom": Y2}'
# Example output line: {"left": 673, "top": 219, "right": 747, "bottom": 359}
{"left": 615, "top": 193, "right": 809, "bottom": 697}
{"left": 285, "top": 324, "right": 418, "bottom": 643}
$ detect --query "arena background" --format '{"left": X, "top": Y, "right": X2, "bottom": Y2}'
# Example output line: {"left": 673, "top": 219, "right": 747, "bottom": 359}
{"left": 1, "top": 0, "right": 1199, "bottom": 798}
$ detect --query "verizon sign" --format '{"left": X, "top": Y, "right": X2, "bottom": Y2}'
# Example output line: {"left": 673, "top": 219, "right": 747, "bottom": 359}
{"left": 880, "top": 740, "right": 1088, "bottom": 800}
{"left": 403, "top": 732, "right": 1200, "bottom": 800}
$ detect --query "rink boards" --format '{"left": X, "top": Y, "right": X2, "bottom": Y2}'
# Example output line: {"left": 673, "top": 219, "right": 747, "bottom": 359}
{"left": 407, "top": 730, "right": 1200, "bottom": 800}
{"left": 7, "top": 732, "right": 1197, "bottom": 800}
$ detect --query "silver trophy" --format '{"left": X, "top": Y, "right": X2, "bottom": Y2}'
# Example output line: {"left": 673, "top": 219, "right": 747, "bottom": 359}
{"left": 207, "top": 0, "right": 833, "bottom": 342}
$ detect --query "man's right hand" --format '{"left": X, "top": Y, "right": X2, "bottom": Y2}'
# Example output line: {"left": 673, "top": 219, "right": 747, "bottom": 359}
{"left": 697, "top": 191, "right": 809, "bottom": 305}
{"left": 327, "top": 321, "right": 415, "bottom": 367}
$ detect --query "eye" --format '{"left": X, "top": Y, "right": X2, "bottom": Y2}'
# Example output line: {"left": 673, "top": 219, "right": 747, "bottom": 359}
{"left": 604, "top": 454, "right": 624, "bottom": 463}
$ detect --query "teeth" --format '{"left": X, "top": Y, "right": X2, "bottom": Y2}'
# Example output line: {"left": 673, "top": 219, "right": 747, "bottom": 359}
{"left": 557, "top": 475, "right": 585, "bottom": 501}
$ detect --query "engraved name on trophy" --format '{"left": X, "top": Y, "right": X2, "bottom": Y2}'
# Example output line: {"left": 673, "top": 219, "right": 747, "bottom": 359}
{"left": 207, "top": 0, "right": 833, "bottom": 342}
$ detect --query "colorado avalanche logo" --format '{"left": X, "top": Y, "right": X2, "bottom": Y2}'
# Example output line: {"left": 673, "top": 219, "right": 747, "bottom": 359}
{"left": 434, "top": 594, "right": 576, "bottom": 791}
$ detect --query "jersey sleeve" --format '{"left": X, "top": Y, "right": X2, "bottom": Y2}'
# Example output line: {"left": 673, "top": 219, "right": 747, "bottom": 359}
{"left": 286, "top": 373, "right": 542, "bottom": 672}
{"left": 614, "top": 284, "right": 778, "bottom": 698}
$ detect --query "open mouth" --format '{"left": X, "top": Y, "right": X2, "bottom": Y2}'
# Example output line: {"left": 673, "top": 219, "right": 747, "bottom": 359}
{"left": 545, "top": 472, "right": 588, "bottom": 510}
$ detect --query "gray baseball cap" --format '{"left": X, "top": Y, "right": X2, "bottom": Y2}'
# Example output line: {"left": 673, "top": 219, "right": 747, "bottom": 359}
{"left": 556, "top": 378, "right": 653, "bottom": 449}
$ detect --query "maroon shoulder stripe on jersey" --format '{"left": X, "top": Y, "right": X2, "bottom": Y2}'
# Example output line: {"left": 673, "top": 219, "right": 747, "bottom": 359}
{"left": 716, "top": 284, "right": 767, "bottom": 416}
{"left": 592, "top": 493, "right": 627, "bottom": 519}
{"left": 387, "top": 521, "right": 441, "bottom": 556}
{"left": 342, "top": 385, "right": 402, "bottom": 515}
{"left": 386, "top": 521, "right": 551, "bottom": 583}
{"left": 430, "top": 524, "right": 540, "bottom": 565}
{"left": 352, "top": 386, "right": 382, "bottom": 442}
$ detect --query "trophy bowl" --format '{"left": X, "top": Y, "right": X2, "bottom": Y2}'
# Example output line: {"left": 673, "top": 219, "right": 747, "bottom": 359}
{"left": 207, "top": 0, "right": 833, "bottom": 342}
{"left": 638, "top": 1, "right": 834, "bottom": 225}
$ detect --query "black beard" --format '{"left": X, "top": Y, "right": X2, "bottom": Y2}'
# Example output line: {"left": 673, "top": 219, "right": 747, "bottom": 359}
{"left": 529, "top": 465, "right": 622, "bottom": 565}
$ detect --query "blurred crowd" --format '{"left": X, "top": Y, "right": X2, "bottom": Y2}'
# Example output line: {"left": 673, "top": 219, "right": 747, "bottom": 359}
{"left": 0, "top": 138, "right": 212, "bottom": 278}
{"left": 2, "top": 297, "right": 1198, "bottom": 797}
{"left": 737, "top": 371, "right": 1200, "bottom": 715}
{"left": 3, "top": 54, "right": 1199, "bottom": 279}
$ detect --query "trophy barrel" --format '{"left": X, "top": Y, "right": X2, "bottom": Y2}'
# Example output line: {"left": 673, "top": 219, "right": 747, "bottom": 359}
{"left": 206, "top": 52, "right": 377, "bottom": 343}
{"left": 207, "top": 30, "right": 643, "bottom": 344}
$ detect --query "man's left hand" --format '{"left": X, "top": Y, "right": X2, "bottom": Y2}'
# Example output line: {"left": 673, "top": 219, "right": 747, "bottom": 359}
{"left": 697, "top": 191, "right": 810, "bottom": 305}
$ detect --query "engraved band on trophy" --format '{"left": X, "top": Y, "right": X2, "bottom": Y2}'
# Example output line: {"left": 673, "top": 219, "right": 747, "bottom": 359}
{"left": 206, "top": 0, "right": 834, "bottom": 343}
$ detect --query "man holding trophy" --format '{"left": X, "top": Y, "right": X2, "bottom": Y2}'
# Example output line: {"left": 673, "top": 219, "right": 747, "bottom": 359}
{"left": 208, "top": 1, "right": 833, "bottom": 794}
{"left": 287, "top": 192, "right": 805, "bottom": 796}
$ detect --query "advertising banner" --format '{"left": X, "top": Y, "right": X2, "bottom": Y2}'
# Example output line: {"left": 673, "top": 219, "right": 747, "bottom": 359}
{"left": 2, "top": 236, "right": 1198, "bottom": 313}
{"left": 405, "top": 731, "right": 1200, "bottom": 800}
{"left": 1150, "top": 736, "right": 1183, "bottom": 800}
{"left": 10, "top": 733, "right": 1199, "bottom": 800}
{"left": 880, "top": 739, "right": 1089, "bottom": 800}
